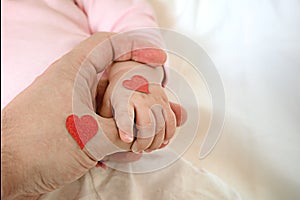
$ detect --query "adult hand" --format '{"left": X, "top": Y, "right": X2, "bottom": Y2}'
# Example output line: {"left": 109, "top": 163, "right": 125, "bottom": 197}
{"left": 1, "top": 32, "right": 169, "bottom": 199}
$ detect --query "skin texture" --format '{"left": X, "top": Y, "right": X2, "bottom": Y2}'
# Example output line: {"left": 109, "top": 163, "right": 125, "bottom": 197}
{"left": 1, "top": 32, "right": 186, "bottom": 199}
{"left": 98, "top": 61, "right": 179, "bottom": 153}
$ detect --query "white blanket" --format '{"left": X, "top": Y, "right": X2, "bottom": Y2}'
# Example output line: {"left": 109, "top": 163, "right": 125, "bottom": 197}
{"left": 148, "top": 0, "right": 300, "bottom": 199}
{"left": 40, "top": 153, "right": 240, "bottom": 200}
{"left": 39, "top": 0, "right": 300, "bottom": 199}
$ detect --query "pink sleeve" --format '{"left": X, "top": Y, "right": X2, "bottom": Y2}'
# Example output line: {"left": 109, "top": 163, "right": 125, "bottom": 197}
{"left": 75, "top": 0, "right": 167, "bottom": 86}
{"left": 74, "top": 0, "right": 159, "bottom": 33}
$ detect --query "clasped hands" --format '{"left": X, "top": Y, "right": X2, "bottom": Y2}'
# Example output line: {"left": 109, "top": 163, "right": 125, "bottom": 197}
{"left": 1, "top": 32, "right": 186, "bottom": 199}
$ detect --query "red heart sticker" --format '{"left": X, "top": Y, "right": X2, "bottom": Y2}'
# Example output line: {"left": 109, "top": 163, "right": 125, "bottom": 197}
{"left": 122, "top": 75, "right": 150, "bottom": 94}
{"left": 66, "top": 114, "right": 98, "bottom": 149}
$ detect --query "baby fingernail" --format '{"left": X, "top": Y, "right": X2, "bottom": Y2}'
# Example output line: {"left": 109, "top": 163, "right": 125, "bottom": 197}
{"left": 160, "top": 141, "right": 169, "bottom": 149}
{"left": 132, "top": 143, "right": 140, "bottom": 153}
{"left": 120, "top": 131, "right": 133, "bottom": 143}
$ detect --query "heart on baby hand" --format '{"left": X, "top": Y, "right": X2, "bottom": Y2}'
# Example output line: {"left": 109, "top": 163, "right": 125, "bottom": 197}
{"left": 66, "top": 114, "right": 98, "bottom": 149}
{"left": 122, "top": 75, "right": 150, "bottom": 94}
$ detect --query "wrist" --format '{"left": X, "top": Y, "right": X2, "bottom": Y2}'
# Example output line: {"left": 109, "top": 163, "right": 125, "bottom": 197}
{"left": 1, "top": 148, "right": 40, "bottom": 200}
{"left": 1, "top": 108, "right": 22, "bottom": 199}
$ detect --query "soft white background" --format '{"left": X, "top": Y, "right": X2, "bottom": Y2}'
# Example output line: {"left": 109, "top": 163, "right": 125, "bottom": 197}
{"left": 148, "top": 0, "right": 300, "bottom": 199}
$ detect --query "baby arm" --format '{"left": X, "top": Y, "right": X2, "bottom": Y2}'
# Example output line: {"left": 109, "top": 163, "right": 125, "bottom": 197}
{"left": 97, "top": 61, "right": 176, "bottom": 153}
{"left": 75, "top": 0, "right": 159, "bottom": 33}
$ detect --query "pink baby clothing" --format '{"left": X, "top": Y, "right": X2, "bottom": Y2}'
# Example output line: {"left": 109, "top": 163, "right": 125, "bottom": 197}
{"left": 2, "top": 0, "right": 159, "bottom": 109}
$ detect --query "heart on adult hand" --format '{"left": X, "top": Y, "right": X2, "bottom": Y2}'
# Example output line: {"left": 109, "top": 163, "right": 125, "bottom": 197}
{"left": 122, "top": 75, "right": 150, "bottom": 94}
{"left": 66, "top": 114, "right": 98, "bottom": 149}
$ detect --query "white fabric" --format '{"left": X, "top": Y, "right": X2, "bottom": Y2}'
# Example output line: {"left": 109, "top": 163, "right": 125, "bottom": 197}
{"left": 5, "top": 0, "right": 300, "bottom": 199}
{"left": 40, "top": 151, "right": 240, "bottom": 200}
{"left": 148, "top": 0, "right": 300, "bottom": 199}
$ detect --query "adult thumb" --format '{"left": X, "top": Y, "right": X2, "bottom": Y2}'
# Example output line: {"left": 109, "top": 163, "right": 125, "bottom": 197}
{"left": 60, "top": 31, "right": 167, "bottom": 76}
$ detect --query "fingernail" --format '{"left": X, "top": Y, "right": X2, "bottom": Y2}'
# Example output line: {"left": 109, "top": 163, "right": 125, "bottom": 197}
{"left": 132, "top": 143, "right": 140, "bottom": 153}
{"left": 144, "top": 149, "right": 152, "bottom": 153}
{"left": 163, "top": 140, "right": 169, "bottom": 145}
{"left": 160, "top": 141, "right": 169, "bottom": 149}
{"left": 120, "top": 130, "right": 133, "bottom": 143}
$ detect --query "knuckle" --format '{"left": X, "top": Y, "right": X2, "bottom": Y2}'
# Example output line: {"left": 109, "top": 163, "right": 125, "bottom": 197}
{"left": 136, "top": 125, "right": 155, "bottom": 139}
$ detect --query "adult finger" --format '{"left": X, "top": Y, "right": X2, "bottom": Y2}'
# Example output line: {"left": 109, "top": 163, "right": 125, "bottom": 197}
{"left": 110, "top": 29, "right": 167, "bottom": 66}
{"left": 83, "top": 114, "right": 133, "bottom": 161}
{"left": 104, "top": 152, "right": 142, "bottom": 163}
{"left": 95, "top": 69, "right": 110, "bottom": 113}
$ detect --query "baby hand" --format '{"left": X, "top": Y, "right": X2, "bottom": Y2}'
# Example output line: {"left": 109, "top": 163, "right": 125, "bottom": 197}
{"left": 97, "top": 61, "right": 183, "bottom": 153}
